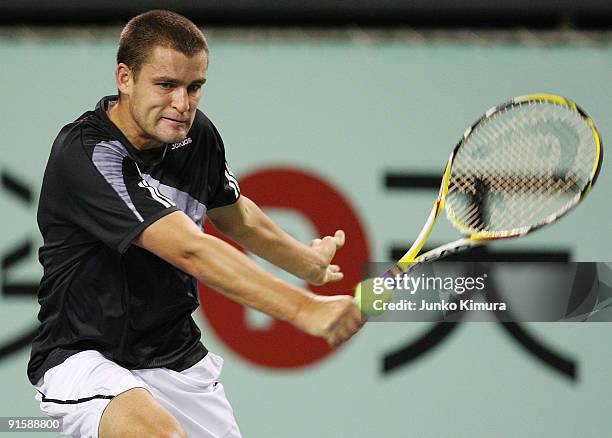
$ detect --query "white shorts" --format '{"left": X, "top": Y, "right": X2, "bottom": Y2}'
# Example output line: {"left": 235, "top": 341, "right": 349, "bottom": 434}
{"left": 33, "top": 350, "right": 241, "bottom": 438}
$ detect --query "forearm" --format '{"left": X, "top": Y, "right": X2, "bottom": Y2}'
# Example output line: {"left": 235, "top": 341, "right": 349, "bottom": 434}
{"left": 180, "top": 233, "right": 314, "bottom": 323}
{"left": 218, "top": 200, "right": 325, "bottom": 282}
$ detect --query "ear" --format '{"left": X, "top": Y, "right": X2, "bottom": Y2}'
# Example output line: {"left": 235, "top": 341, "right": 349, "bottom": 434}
{"left": 115, "top": 63, "right": 134, "bottom": 96}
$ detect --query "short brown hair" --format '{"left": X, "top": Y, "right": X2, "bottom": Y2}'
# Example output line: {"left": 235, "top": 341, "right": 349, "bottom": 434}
{"left": 117, "top": 10, "right": 208, "bottom": 76}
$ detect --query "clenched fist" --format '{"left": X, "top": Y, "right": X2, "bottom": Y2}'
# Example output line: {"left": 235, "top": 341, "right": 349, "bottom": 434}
{"left": 293, "top": 294, "right": 366, "bottom": 346}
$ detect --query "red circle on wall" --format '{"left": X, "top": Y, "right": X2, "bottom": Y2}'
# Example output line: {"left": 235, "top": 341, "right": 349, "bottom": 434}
{"left": 199, "top": 167, "right": 370, "bottom": 369}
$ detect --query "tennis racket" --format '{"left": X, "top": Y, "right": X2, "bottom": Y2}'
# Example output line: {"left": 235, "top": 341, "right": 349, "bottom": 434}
{"left": 357, "top": 93, "right": 602, "bottom": 312}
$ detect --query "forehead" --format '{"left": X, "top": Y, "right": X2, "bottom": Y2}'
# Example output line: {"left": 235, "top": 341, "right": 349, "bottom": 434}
{"left": 139, "top": 46, "right": 207, "bottom": 79}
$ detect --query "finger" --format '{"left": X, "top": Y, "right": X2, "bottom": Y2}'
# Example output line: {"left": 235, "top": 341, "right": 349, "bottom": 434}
{"left": 336, "top": 324, "right": 359, "bottom": 345}
{"left": 320, "top": 236, "right": 337, "bottom": 258}
{"left": 351, "top": 301, "right": 369, "bottom": 324}
{"left": 328, "top": 265, "right": 341, "bottom": 272}
{"left": 349, "top": 306, "right": 367, "bottom": 330}
{"left": 326, "top": 314, "right": 348, "bottom": 346}
{"left": 328, "top": 330, "right": 348, "bottom": 347}
{"left": 337, "top": 314, "right": 363, "bottom": 343}
{"left": 326, "top": 270, "right": 344, "bottom": 282}
{"left": 334, "top": 230, "right": 345, "bottom": 248}
{"left": 343, "top": 316, "right": 362, "bottom": 335}
{"left": 327, "top": 332, "right": 341, "bottom": 347}
{"left": 310, "top": 238, "right": 322, "bottom": 247}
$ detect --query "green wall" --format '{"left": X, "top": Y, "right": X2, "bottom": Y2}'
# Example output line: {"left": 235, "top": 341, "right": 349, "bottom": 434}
{"left": 1, "top": 34, "right": 611, "bottom": 437}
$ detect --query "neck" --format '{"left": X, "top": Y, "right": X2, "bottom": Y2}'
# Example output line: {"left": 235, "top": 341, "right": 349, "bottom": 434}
{"left": 106, "top": 99, "right": 162, "bottom": 150}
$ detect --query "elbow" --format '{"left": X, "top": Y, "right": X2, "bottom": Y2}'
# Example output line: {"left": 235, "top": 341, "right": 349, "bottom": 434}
{"left": 172, "top": 234, "right": 240, "bottom": 291}
{"left": 171, "top": 233, "right": 209, "bottom": 277}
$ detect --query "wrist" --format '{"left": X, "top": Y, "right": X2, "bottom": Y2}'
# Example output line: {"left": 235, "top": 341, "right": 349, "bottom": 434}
{"left": 290, "top": 291, "right": 318, "bottom": 332}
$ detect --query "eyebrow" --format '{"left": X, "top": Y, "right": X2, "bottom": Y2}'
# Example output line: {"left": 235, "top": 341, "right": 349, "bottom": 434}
{"left": 152, "top": 76, "right": 206, "bottom": 85}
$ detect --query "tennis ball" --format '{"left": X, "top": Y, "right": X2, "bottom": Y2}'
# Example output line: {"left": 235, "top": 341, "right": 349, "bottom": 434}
{"left": 354, "top": 278, "right": 394, "bottom": 317}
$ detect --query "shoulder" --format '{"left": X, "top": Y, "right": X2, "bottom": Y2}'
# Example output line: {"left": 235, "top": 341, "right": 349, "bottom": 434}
{"left": 49, "top": 111, "right": 124, "bottom": 173}
{"left": 53, "top": 96, "right": 122, "bottom": 153}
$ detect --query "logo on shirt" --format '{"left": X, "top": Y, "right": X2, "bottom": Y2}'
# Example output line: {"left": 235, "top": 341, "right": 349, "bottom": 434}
{"left": 170, "top": 137, "right": 193, "bottom": 150}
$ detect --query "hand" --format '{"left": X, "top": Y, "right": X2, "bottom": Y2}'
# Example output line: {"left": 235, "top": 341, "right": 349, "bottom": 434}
{"left": 293, "top": 294, "right": 366, "bottom": 347}
{"left": 307, "top": 230, "right": 345, "bottom": 286}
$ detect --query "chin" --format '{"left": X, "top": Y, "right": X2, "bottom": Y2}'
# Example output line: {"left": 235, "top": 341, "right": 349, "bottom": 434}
{"left": 158, "top": 131, "right": 188, "bottom": 144}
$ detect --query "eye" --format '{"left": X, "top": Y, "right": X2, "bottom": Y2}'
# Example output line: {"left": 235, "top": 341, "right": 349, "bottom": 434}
{"left": 188, "top": 84, "right": 203, "bottom": 94}
{"left": 158, "top": 82, "right": 174, "bottom": 90}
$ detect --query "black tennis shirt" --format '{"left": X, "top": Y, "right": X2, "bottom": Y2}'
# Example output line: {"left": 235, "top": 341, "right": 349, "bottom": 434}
{"left": 27, "top": 96, "right": 240, "bottom": 384}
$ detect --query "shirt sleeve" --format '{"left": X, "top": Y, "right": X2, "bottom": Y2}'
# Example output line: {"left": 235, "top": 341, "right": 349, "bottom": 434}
{"left": 206, "top": 119, "right": 241, "bottom": 210}
{"left": 57, "top": 139, "right": 179, "bottom": 253}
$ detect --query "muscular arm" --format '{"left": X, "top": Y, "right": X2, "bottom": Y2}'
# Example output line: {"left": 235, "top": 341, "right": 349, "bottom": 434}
{"left": 135, "top": 210, "right": 363, "bottom": 346}
{"left": 207, "top": 196, "right": 342, "bottom": 285}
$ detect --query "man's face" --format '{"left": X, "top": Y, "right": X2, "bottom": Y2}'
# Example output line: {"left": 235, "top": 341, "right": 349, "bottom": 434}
{"left": 124, "top": 46, "right": 207, "bottom": 147}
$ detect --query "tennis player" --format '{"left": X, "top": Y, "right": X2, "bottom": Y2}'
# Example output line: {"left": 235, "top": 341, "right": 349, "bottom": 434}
{"left": 27, "top": 10, "right": 364, "bottom": 438}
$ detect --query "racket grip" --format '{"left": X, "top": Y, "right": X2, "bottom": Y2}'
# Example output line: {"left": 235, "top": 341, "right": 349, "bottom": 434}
{"left": 384, "top": 263, "right": 408, "bottom": 278}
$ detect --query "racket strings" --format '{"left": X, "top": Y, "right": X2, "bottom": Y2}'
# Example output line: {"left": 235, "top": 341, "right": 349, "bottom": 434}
{"left": 446, "top": 101, "right": 598, "bottom": 234}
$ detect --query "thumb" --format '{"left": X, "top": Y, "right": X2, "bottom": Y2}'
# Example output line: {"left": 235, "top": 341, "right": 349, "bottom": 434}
{"left": 334, "top": 230, "right": 345, "bottom": 248}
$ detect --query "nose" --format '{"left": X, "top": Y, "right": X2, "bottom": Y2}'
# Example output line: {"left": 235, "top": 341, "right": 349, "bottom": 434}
{"left": 172, "top": 88, "right": 190, "bottom": 114}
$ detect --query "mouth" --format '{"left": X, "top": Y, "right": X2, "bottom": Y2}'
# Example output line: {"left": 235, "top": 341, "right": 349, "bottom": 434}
{"left": 161, "top": 117, "right": 189, "bottom": 125}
